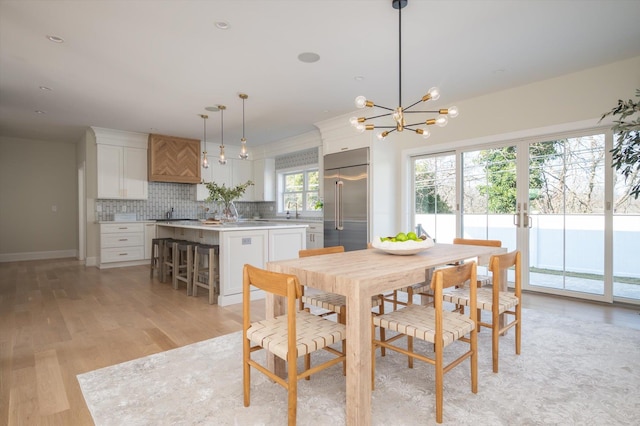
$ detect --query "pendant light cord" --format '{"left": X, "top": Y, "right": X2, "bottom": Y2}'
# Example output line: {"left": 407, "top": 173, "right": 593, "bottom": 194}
{"left": 398, "top": 2, "right": 402, "bottom": 108}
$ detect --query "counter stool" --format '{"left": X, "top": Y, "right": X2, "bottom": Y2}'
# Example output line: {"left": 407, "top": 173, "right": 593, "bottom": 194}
{"left": 192, "top": 244, "right": 220, "bottom": 305}
{"left": 150, "top": 237, "right": 172, "bottom": 279}
{"left": 161, "top": 238, "right": 183, "bottom": 283}
{"left": 173, "top": 241, "right": 195, "bottom": 295}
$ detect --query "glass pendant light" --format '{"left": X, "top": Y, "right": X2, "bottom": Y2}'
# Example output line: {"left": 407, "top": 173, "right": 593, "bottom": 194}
{"left": 239, "top": 93, "right": 249, "bottom": 160}
{"left": 218, "top": 105, "right": 227, "bottom": 165}
{"left": 200, "top": 114, "right": 209, "bottom": 169}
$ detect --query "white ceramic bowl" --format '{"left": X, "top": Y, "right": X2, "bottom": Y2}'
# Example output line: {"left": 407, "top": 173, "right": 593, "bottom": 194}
{"left": 371, "top": 236, "right": 435, "bottom": 255}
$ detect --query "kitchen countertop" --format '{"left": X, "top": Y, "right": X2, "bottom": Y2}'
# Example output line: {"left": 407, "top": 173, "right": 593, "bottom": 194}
{"left": 155, "top": 220, "right": 309, "bottom": 231}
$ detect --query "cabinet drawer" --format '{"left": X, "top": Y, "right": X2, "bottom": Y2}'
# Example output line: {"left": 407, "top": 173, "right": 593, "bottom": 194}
{"left": 101, "top": 246, "right": 145, "bottom": 263}
{"left": 307, "top": 223, "right": 322, "bottom": 232}
{"left": 101, "top": 233, "right": 144, "bottom": 248}
{"left": 101, "top": 223, "right": 144, "bottom": 233}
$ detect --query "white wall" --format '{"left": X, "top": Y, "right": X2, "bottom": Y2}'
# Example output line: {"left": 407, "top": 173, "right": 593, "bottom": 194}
{"left": 0, "top": 136, "right": 79, "bottom": 260}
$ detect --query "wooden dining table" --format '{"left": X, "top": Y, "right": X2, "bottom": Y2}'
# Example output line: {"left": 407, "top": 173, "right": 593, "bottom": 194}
{"left": 266, "top": 242, "right": 506, "bottom": 425}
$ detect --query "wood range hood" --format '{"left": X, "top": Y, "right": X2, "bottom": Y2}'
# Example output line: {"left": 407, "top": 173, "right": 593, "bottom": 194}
{"left": 148, "top": 133, "right": 201, "bottom": 184}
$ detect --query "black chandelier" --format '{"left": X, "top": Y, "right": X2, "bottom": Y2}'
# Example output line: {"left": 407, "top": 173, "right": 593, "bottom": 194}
{"left": 350, "top": 0, "right": 458, "bottom": 140}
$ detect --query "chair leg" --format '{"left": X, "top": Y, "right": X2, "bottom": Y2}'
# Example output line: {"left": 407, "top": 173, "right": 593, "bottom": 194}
{"left": 338, "top": 310, "right": 347, "bottom": 376}
{"left": 304, "top": 354, "right": 311, "bottom": 381}
{"left": 492, "top": 310, "right": 500, "bottom": 373}
{"left": 516, "top": 304, "right": 522, "bottom": 355}
{"left": 371, "top": 321, "right": 376, "bottom": 390}
{"left": 471, "top": 322, "right": 478, "bottom": 394}
{"left": 435, "top": 339, "right": 444, "bottom": 424}
{"left": 288, "top": 356, "right": 298, "bottom": 426}
{"left": 378, "top": 295, "right": 386, "bottom": 357}
{"left": 407, "top": 335, "right": 414, "bottom": 369}
{"left": 243, "top": 337, "right": 250, "bottom": 407}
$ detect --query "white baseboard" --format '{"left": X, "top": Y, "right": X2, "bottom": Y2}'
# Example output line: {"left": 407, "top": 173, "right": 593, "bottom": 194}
{"left": 0, "top": 249, "right": 78, "bottom": 263}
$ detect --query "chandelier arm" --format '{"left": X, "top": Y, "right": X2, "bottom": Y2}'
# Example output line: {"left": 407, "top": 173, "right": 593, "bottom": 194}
{"left": 404, "top": 110, "right": 441, "bottom": 114}
{"left": 364, "top": 112, "right": 394, "bottom": 121}
{"left": 405, "top": 121, "right": 432, "bottom": 127}
{"left": 371, "top": 104, "right": 395, "bottom": 112}
{"left": 403, "top": 99, "right": 425, "bottom": 111}
{"left": 371, "top": 125, "right": 400, "bottom": 129}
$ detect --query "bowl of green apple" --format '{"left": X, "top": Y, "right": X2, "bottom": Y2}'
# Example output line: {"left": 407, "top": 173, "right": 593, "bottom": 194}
{"left": 371, "top": 232, "right": 435, "bottom": 255}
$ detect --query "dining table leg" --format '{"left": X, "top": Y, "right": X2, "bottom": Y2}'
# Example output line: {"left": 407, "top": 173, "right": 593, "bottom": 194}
{"left": 342, "top": 277, "right": 372, "bottom": 425}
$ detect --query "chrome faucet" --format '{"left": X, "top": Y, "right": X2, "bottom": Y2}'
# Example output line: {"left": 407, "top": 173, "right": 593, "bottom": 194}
{"left": 288, "top": 202, "right": 300, "bottom": 219}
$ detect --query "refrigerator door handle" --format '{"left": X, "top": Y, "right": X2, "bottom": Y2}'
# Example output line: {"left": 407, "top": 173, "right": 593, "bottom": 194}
{"left": 336, "top": 180, "right": 344, "bottom": 230}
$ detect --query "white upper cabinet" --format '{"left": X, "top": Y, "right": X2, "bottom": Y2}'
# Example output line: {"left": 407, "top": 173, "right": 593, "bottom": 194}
{"left": 253, "top": 158, "right": 275, "bottom": 201}
{"left": 231, "top": 158, "right": 254, "bottom": 201}
{"left": 93, "top": 127, "right": 148, "bottom": 200}
{"left": 194, "top": 156, "right": 254, "bottom": 202}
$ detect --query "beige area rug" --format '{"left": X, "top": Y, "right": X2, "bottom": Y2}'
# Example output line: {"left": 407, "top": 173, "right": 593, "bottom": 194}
{"left": 77, "top": 309, "right": 640, "bottom": 425}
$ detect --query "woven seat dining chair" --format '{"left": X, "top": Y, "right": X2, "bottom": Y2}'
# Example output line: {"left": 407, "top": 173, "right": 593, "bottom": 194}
{"left": 242, "top": 264, "right": 346, "bottom": 426}
{"left": 442, "top": 250, "right": 521, "bottom": 373}
{"left": 372, "top": 262, "right": 478, "bottom": 424}
{"left": 452, "top": 238, "right": 502, "bottom": 287}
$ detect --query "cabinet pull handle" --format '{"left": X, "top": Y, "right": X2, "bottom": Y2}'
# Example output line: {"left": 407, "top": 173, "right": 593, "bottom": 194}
{"left": 119, "top": 253, "right": 128, "bottom": 256}
{"left": 118, "top": 238, "right": 128, "bottom": 241}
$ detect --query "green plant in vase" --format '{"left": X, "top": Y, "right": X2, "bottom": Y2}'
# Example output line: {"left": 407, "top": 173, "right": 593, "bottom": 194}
{"left": 204, "top": 180, "right": 254, "bottom": 221}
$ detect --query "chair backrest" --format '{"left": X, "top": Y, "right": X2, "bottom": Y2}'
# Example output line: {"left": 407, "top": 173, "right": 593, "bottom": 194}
{"left": 242, "top": 264, "right": 303, "bottom": 374}
{"left": 489, "top": 250, "right": 521, "bottom": 296}
{"left": 453, "top": 238, "right": 502, "bottom": 247}
{"left": 299, "top": 245, "right": 345, "bottom": 258}
{"left": 430, "top": 261, "right": 478, "bottom": 345}
{"left": 243, "top": 264, "right": 302, "bottom": 328}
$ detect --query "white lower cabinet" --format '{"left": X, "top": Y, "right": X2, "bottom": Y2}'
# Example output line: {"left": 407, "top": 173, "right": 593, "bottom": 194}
{"left": 217, "top": 227, "right": 306, "bottom": 306}
{"left": 144, "top": 223, "right": 156, "bottom": 260}
{"left": 219, "top": 230, "right": 269, "bottom": 304}
{"left": 99, "top": 222, "right": 147, "bottom": 268}
{"left": 306, "top": 222, "right": 324, "bottom": 249}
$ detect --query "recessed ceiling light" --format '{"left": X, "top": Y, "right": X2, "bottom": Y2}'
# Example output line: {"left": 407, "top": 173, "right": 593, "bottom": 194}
{"left": 205, "top": 106, "right": 220, "bottom": 112}
{"left": 39, "top": 86, "right": 52, "bottom": 91}
{"left": 298, "top": 52, "right": 320, "bottom": 63}
{"left": 354, "top": 76, "right": 365, "bottom": 81}
{"left": 215, "top": 21, "right": 229, "bottom": 30}
{"left": 46, "top": 35, "right": 64, "bottom": 43}
{"left": 35, "top": 110, "right": 46, "bottom": 114}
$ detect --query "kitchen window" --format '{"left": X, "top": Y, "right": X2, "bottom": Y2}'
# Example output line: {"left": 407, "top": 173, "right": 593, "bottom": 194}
{"left": 277, "top": 167, "right": 321, "bottom": 215}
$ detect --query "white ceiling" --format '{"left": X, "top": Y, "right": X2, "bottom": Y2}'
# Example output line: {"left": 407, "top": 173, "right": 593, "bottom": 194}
{"left": 1, "top": 0, "right": 639, "bottom": 148}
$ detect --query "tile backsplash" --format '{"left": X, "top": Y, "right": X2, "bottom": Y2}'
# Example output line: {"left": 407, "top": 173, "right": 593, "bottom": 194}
{"left": 95, "top": 182, "right": 276, "bottom": 221}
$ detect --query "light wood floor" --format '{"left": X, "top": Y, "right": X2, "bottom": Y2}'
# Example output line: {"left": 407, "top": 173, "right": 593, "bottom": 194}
{"left": 1, "top": 258, "right": 638, "bottom": 425}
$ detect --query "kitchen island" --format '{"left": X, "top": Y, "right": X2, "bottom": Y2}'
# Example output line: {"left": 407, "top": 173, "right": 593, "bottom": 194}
{"left": 156, "top": 221, "right": 307, "bottom": 306}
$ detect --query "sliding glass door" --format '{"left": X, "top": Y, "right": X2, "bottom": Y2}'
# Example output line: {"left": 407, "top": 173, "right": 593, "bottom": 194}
{"left": 526, "top": 135, "right": 606, "bottom": 298}
{"left": 410, "top": 128, "right": 639, "bottom": 304}
{"left": 613, "top": 161, "right": 640, "bottom": 301}
{"left": 412, "top": 152, "right": 456, "bottom": 243}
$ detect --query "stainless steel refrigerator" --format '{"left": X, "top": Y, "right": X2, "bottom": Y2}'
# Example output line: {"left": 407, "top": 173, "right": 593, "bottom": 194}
{"left": 324, "top": 147, "right": 369, "bottom": 251}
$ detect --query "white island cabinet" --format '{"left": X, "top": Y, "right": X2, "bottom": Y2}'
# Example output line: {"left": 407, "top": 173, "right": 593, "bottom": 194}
{"left": 157, "top": 221, "right": 306, "bottom": 306}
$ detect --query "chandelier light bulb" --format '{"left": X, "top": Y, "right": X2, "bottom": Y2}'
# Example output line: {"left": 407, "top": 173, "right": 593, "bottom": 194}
{"left": 417, "top": 128, "right": 431, "bottom": 139}
{"left": 435, "top": 115, "right": 449, "bottom": 127}
{"left": 447, "top": 106, "right": 459, "bottom": 118}
{"left": 355, "top": 96, "right": 368, "bottom": 109}
{"left": 355, "top": 123, "right": 366, "bottom": 133}
{"left": 376, "top": 131, "right": 388, "bottom": 140}
{"left": 349, "top": 116, "right": 359, "bottom": 127}
{"left": 428, "top": 87, "right": 440, "bottom": 101}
